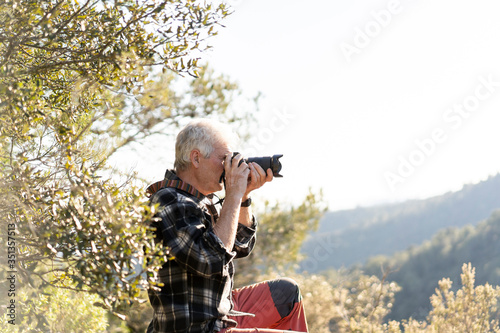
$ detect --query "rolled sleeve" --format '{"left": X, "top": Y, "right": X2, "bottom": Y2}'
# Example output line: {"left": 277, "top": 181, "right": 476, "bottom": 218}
{"left": 233, "top": 216, "right": 257, "bottom": 258}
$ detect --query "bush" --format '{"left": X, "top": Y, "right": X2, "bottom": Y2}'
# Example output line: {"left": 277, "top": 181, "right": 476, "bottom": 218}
{"left": 1, "top": 284, "right": 109, "bottom": 332}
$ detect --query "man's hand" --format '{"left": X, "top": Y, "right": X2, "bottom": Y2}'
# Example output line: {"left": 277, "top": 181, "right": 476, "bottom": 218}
{"left": 219, "top": 153, "right": 273, "bottom": 234}
{"left": 214, "top": 153, "right": 251, "bottom": 251}
{"left": 223, "top": 153, "right": 250, "bottom": 200}
{"left": 244, "top": 162, "right": 273, "bottom": 198}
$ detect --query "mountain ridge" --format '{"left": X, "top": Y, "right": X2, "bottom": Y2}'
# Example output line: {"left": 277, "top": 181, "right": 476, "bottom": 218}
{"left": 300, "top": 173, "right": 500, "bottom": 271}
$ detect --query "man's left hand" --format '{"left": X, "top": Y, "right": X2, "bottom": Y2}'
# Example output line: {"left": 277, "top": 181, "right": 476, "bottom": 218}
{"left": 244, "top": 162, "right": 273, "bottom": 197}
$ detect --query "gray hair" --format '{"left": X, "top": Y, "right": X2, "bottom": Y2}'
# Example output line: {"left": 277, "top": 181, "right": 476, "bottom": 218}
{"left": 174, "top": 119, "right": 239, "bottom": 171}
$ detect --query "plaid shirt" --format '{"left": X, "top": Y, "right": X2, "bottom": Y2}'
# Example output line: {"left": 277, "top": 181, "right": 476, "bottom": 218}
{"left": 147, "top": 170, "right": 257, "bottom": 333}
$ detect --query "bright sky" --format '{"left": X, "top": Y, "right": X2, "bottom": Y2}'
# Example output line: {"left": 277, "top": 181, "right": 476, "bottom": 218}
{"left": 201, "top": 0, "right": 500, "bottom": 210}
{"left": 123, "top": 0, "right": 500, "bottom": 211}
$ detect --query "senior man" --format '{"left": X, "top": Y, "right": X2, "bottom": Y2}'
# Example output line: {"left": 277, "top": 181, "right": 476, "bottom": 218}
{"left": 145, "top": 119, "right": 308, "bottom": 333}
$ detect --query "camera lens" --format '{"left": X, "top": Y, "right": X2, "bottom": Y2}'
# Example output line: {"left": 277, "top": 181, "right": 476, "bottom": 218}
{"left": 220, "top": 153, "right": 283, "bottom": 183}
{"left": 246, "top": 154, "right": 283, "bottom": 177}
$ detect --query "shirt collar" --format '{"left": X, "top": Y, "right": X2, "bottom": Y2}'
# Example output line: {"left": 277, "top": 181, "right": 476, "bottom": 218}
{"left": 164, "top": 169, "right": 206, "bottom": 200}
{"left": 146, "top": 169, "right": 206, "bottom": 201}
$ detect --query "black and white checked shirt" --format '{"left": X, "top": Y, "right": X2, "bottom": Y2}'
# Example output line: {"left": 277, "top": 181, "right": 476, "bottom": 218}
{"left": 146, "top": 170, "right": 257, "bottom": 333}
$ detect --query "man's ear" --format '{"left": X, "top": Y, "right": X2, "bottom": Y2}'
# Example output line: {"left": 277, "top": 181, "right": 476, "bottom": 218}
{"left": 190, "top": 149, "right": 201, "bottom": 168}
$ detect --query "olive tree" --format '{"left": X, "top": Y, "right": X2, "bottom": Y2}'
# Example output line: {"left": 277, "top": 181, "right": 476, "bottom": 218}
{"left": 0, "top": 0, "right": 248, "bottom": 325}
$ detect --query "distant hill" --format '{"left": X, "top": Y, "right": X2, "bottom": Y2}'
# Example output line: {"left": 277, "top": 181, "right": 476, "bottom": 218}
{"left": 300, "top": 174, "right": 500, "bottom": 272}
{"left": 362, "top": 209, "right": 500, "bottom": 321}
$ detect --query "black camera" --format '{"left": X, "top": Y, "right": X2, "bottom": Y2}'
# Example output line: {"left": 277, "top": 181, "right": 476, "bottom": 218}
{"left": 220, "top": 153, "right": 283, "bottom": 182}
{"left": 245, "top": 154, "right": 283, "bottom": 177}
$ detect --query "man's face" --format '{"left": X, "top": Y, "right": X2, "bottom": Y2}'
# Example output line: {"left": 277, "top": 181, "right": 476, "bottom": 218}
{"left": 198, "top": 141, "right": 231, "bottom": 195}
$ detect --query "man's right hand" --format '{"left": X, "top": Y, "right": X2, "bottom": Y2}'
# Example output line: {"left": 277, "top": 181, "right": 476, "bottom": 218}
{"left": 223, "top": 153, "right": 250, "bottom": 201}
{"left": 214, "top": 153, "right": 250, "bottom": 251}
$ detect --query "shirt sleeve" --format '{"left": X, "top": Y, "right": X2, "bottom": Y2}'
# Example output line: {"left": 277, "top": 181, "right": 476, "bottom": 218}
{"left": 154, "top": 189, "right": 235, "bottom": 278}
{"left": 233, "top": 217, "right": 257, "bottom": 258}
